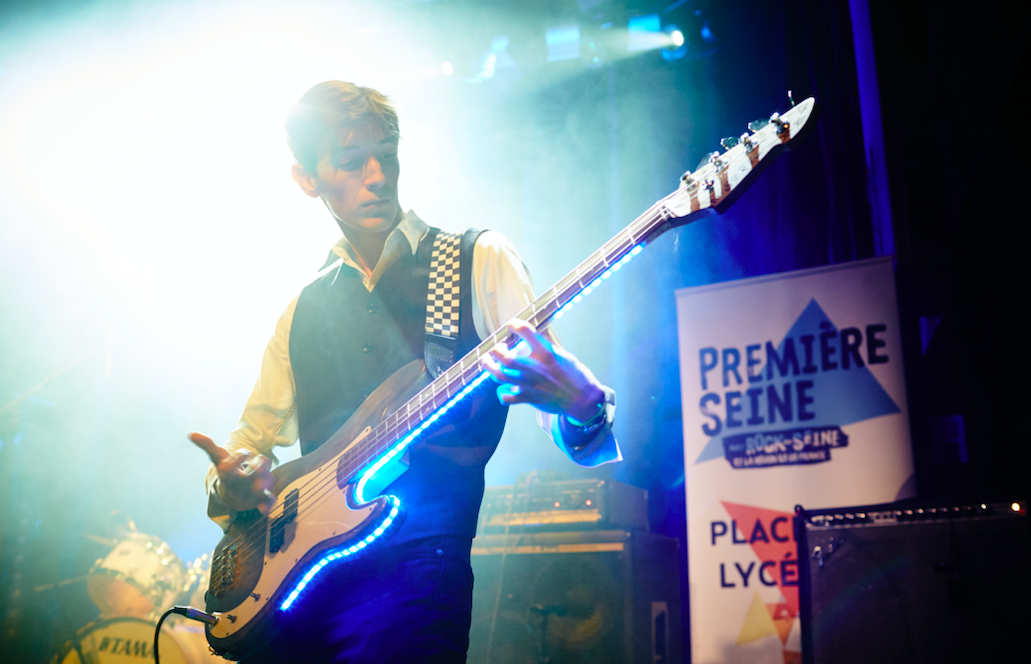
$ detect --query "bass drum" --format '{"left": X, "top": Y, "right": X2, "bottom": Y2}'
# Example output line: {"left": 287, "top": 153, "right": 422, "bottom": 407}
{"left": 55, "top": 617, "right": 188, "bottom": 663}
{"left": 87, "top": 532, "right": 186, "bottom": 619}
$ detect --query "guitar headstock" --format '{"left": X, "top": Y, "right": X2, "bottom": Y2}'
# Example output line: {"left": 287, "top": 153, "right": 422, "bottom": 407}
{"left": 660, "top": 96, "right": 818, "bottom": 224}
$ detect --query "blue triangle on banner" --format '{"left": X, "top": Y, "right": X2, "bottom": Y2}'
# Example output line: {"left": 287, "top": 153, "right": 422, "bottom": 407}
{"left": 694, "top": 299, "right": 900, "bottom": 464}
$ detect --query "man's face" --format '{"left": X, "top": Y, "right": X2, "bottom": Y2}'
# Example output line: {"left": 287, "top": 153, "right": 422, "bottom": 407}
{"left": 311, "top": 123, "right": 401, "bottom": 235}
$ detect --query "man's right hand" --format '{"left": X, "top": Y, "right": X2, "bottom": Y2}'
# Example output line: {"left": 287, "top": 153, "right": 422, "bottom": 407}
{"left": 189, "top": 432, "right": 277, "bottom": 515}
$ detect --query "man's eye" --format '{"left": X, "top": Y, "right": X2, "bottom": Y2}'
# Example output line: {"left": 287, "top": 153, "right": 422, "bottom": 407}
{"left": 377, "top": 153, "right": 399, "bottom": 162}
{"left": 339, "top": 159, "right": 363, "bottom": 170}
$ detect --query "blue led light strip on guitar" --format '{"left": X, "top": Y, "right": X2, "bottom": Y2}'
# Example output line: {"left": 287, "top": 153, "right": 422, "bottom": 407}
{"left": 279, "top": 496, "right": 400, "bottom": 610}
{"left": 355, "top": 371, "right": 493, "bottom": 504}
{"left": 552, "top": 244, "right": 643, "bottom": 321}
{"left": 278, "top": 242, "right": 644, "bottom": 613}
{"left": 278, "top": 372, "right": 491, "bottom": 612}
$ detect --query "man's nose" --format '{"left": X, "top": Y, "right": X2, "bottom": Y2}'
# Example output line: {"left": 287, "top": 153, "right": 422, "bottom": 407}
{"left": 365, "top": 156, "right": 386, "bottom": 189}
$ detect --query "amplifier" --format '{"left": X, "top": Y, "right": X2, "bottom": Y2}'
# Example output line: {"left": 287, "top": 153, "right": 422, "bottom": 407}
{"left": 476, "top": 479, "right": 648, "bottom": 534}
{"left": 796, "top": 500, "right": 1030, "bottom": 664}
{"left": 468, "top": 530, "right": 681, "bottom": 664}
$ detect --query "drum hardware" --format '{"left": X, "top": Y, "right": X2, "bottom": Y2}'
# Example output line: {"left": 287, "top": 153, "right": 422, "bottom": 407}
{"left": 179, "top": 554, "right": 211, "bottom": 610}
{"left": 33, "top": 575, "right": 89, "bottom": 592}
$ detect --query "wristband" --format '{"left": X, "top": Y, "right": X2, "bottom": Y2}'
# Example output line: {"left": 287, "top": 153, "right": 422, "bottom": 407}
{"left": 565, "top": 398, "right": 607, "bottom": 436}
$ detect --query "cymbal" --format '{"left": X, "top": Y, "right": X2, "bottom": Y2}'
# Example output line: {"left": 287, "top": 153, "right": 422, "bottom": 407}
{"left": 81, "top": 533, "right": 119, "bottom": 547}
{"left": 34, "top": 575, "right": 88, "bottom": 592}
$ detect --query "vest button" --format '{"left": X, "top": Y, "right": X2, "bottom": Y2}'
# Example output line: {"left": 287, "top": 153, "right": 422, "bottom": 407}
{"left": 367, "top": 304, "right": 376, "bottom": 314}
{"left": 362, "top": 344, "right": 374, "bottom": 353}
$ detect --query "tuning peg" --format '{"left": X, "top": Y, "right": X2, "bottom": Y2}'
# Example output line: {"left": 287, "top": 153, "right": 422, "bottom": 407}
{"left": 770, "top": 112, "right": 789, "bottom": 134}
{"left": 788, "top": 89, "right": 796, "bottom": 107}
{"left": 720, "top": 136, "right": 739, "bottom": 150}
{"left": 695, "top": 151, "right": 720, "bottom": 172}
{"left": 748, "top": 118, "right": 769, "bottom": 133}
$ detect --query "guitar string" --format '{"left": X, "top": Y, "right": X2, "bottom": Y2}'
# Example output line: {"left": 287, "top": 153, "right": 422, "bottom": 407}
{"left": 214, "top": 209, "right": 663, "bottom": 569}
{"left": 211, "top": 106, "right": 812, "bottom": 605}
{"left": 215, "top": 220, "right": 656, "bottom": 565}
{"left": 228, "top": 103, "right": 810, "bottom": 557}
{"left": 214, "top": 145, "right": 747, "bottom": 570}
{"left": 213, "top": 146, "right": 741, "bottom": 567}
{"left": 214, "top": 190, "right": 689, "bottom": 571}
{"left": 213, "top": 122, "right": 783, "bottom": 571}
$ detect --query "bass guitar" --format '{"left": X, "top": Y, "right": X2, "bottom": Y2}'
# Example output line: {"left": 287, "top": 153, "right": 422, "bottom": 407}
{"left": 201, "top": 96, "right": 818, "bottom": 659}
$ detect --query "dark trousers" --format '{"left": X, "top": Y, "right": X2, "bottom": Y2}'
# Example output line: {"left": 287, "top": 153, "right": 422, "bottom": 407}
{"left": 242, "top": 536, "right": 474, "bottom": 663}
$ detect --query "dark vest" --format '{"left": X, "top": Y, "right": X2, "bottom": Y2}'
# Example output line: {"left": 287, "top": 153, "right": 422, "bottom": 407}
{"left": 289, "top": 227, "right": 508, "bottom": 543}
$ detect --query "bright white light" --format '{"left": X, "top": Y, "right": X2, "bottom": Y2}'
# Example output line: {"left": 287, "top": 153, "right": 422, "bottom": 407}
{"left": 441, "top": 61, "right": 454, "bottom": 76}
{"left": 661, "top": 24, "right": 688, "bottom": 61}
{"left": 0, "top": 0, "right": 464, "bottom": 362}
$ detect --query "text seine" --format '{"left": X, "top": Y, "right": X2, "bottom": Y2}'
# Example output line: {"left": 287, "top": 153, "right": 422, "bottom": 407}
{"left": 698, "top": 323, "right": 889, "bottom": 436}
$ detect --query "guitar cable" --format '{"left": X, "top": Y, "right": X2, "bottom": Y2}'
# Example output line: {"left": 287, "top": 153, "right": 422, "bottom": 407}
{"left": 153, "top": 606, "right": 219, "bottom": 664}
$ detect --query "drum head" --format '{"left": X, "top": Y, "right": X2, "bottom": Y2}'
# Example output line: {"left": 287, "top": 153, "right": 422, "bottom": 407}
{"left": 57, "top": 617, "right": 188, "bottom": 664}
{"left": 87, "top": 533, "right": 185, "bottom": 619}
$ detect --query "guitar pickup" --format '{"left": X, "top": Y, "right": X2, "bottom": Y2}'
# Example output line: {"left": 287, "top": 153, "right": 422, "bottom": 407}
{"left": 269, "top": 489, "right": 299, "bottom": 554}
{"left": 210, "top": 542, "right": 239, "bottom": 597}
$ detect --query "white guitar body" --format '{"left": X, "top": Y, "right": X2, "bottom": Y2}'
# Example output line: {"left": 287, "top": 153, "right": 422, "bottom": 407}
{"left": 204, "top": 361, "right": 431, "bottom": 659}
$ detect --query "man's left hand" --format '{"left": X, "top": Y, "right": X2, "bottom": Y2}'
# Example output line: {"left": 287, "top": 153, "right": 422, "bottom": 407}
{"left": 483, "top": 319, "right": 605, "bottom": 422}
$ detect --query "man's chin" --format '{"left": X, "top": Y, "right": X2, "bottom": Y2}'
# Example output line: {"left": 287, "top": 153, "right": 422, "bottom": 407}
{"left": 342, "top": 210, "right": 401, "bottom": 235}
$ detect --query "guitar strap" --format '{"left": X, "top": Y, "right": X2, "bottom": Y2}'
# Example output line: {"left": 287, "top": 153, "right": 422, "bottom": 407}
{"left": 424, "top": 229, "right": 468, "bottom": 378}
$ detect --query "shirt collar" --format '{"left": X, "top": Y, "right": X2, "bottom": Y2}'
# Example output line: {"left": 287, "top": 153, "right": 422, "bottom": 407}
{"left": 319, "top": 209, "right": 428, "bottom": 272}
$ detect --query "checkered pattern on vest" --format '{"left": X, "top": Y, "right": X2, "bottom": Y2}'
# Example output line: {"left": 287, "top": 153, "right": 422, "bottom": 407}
{"left": 425, "top": 231, "right": 462, "bottom": 339}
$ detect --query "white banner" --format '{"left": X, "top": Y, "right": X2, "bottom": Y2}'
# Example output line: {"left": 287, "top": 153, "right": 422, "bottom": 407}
{"left": 676, "top": 257, "right": 913, "bottom": 664}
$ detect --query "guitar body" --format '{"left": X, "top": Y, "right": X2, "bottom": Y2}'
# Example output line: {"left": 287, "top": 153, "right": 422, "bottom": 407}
{"left": 204, "top": 360, "right": 432, "bottom": 660}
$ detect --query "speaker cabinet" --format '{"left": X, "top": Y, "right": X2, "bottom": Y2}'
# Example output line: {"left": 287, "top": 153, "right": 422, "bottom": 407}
{"left": 797, "top": 501, "right": 1031, "bottom": 664}
{"left": 468, "top": 530, "right": 680, "bottom": 664}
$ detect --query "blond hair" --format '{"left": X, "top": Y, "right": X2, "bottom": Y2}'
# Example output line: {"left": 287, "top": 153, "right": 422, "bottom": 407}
{"left": 285, "top": 81, "right": 400, "bottom": 173}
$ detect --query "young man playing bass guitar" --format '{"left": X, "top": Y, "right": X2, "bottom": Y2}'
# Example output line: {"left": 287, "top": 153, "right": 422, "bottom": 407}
{"left": 190, "top": 81, "right": 620, "bottom": 663}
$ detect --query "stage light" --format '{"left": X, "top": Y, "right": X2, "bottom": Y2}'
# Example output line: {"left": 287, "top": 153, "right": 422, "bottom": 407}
{"left": 626, "top": 14, "right": 660, "bottom": 52}
{"left": 701, "top": 19, "right": 717, "bottom": 44}
{"left": 661, "top": 24, "right": 688, "bottom": 61}
{"left": 466, "top": 34, "right": 516, "bottom": 82}
{"left": 545, "top": 24, "right": 581, "bottom": 61}
{"left": 441, "top": 61, "right": 453, "bottom": 76}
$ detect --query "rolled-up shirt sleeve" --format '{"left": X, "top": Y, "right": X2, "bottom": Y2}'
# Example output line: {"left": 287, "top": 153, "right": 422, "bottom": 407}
{"left": 470, "top": 231, "right": 621, "bottom": 467}
{"left": 205, "top": 297, "right": 301, "bottom": 529}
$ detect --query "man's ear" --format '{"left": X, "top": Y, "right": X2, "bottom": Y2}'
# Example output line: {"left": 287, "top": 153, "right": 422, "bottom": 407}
{"left": 291, "top": 163, "right": 321, "bottom": 198}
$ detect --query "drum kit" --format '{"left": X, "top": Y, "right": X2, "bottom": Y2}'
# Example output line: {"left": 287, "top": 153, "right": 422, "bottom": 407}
{"left": 51, "top": 525, "right": 225, "bottom": 664}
